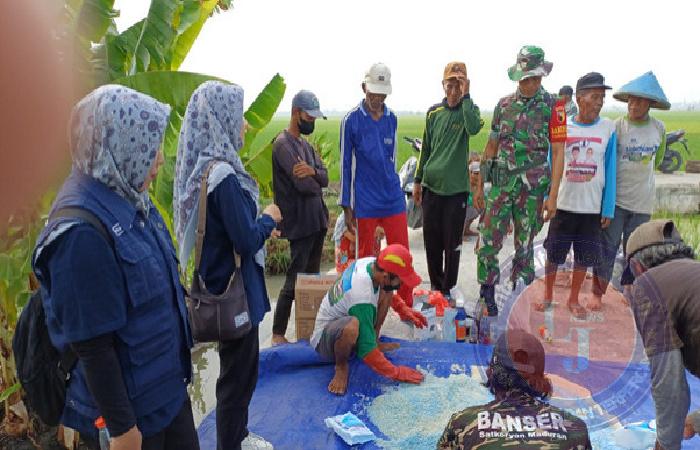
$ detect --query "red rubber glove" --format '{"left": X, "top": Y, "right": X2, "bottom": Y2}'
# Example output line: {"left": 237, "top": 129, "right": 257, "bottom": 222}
{"left": 363, "top": 348, "right": 424, "bottom": 384}
{"left": 391, "top": 294, "right": 428, "bottom": 328}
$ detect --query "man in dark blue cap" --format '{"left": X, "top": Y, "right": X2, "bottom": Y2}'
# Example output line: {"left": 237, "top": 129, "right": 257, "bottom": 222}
{"left": 539, "top": 72, "right": 617, "bottom": 317}
{"left": 271, "top": 90, "right": 329, "bottom": 345}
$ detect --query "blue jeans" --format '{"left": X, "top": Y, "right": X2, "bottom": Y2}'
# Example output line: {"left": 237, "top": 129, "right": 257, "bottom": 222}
{"left": 593, "top": 206, "right": 651, "bottom": 296}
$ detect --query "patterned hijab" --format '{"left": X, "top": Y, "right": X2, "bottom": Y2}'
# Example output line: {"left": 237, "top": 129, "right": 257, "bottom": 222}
{"left": 174, "top": 81, "right": 260, "bottom": 262}
{"left": 69, "top": 85, "right": 171, "bottom": 214}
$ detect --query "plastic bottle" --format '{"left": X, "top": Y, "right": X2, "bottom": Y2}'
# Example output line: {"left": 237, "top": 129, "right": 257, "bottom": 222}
{"left": 455, "top": 299, "right": 467, "bottom": 343}
{"left": 468, "top": 314, "right": 478, "bottom": 343}
{"left": 95, "top": 416, "right": 110, "bottom": 450}
{"left": 464, "top": 316, "right": 474, "bottom": 343}
{"left": 479, "top": 315, "right": 491, "bottom": 344}
{"left": 449, "top": 286, "right": 464, "bottom": 308}
{"left": 442, "top": 308, "right": 457, "bottom": 342}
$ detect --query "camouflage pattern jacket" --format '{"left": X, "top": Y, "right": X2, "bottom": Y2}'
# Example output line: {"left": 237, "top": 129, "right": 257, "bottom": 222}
{"left": 490, "top": 87, "right": 566, "bottom": 191}
{"left": 437, "top": 393, "right": 592, "bottom": 449}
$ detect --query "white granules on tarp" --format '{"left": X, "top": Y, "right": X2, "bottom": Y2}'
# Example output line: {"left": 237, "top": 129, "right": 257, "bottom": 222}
{"left": 366, "top": 369, "right": 494, "bottom": 449}
{"left": 363, "top": 368, "right": 648, "bottom": 449}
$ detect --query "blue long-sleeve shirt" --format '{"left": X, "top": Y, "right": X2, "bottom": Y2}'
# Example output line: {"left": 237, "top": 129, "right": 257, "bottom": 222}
{"left": 338, "top": 101, "right": 405, "bottom": 219}
{"left": 199, "top": 174, "right": 276, "bottom": 326}
{"left": 557, "top": 116, "right": 617, "bottom": 218}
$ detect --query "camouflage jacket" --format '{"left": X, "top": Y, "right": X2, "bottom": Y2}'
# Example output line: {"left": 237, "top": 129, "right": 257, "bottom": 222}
{"left": 565, "top": 100, "right": 578, "bottom": 117}
{"left": 490, "top": 88, "right": 566, "bottom": 191}
{"left": 437, "top": 394, "right": 592, "bottom": 450}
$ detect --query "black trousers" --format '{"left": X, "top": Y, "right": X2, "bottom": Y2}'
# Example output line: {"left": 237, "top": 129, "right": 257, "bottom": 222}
{"left": 272, "top": 230, "right": 326, "bottom": 335}
{"left": 422, "top": 189, "right": 468, "bottom": 294}
{"left": 216, "top": 326, "right": 259, "bottom": 450}
{"left": 84, "top": 398, "right": 199, "bottom": 450}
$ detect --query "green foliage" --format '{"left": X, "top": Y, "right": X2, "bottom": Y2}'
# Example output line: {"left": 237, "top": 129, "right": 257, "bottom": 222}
{"left": 241, "top": 74, "right": 287, "bottom": 156}
{"left": 0, "top": 194, "right": 54, "bottom": 405}
{"left": 66, "top": 0, "right": 119, "bottom": 43}
{"left": 0, "top": 1, "right": 290, "bottom": 415}
{"left": 265, "top": 238, "right": 291, "bottom": 275}
{"left": 0, "top": 384, "right": 20, "bottom": 404}
{"left": 652, "top": 212, "right": 700, "bottom": 256}
{"left": 170, "top": 0, "right": 220, "bottom": 70}
{"left": 308, "top": 132, "right": 339, "bottom": 187}
{"left": 240, "top": 74, "right": 287, "bottom": 197}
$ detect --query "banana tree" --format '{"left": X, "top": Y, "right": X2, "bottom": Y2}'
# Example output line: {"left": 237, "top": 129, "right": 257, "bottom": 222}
{"left": 1, "top": 0, "right": 286, "bottom": 431}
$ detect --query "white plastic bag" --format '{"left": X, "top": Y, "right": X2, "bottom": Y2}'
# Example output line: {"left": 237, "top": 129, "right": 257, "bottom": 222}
{"left": 324, "top": 412, "right": 376, "bottom": 446}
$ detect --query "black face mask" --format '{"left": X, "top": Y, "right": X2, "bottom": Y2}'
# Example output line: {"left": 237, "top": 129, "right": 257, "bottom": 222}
{"left": 382, "top": 284, "right": 401, "bottom": 292}
{"left": 298, "top": 117, "right": 315, "bottom": 135}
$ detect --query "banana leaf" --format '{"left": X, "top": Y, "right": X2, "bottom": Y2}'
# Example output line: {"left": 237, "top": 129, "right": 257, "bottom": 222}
{"left": 169, "top": 0, "right": 220, "bottom": 70}
{"left": 240, "top": 73, "right": 286, "bottom": 158}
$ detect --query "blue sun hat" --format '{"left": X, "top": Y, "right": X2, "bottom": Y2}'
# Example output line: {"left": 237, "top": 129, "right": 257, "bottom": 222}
{"left": 613, "top": 71, "right": 670, "bottom": 110}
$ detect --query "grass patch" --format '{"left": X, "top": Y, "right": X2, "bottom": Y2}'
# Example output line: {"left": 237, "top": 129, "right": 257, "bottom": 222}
{"left": 264, "top": 195, "right": 339, "bottom": 275}
{"left": 652, "top": 212, "right": 700, "bottom": 256}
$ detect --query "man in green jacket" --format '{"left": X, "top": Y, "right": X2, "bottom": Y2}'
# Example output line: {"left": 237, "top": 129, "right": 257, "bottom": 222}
{"left": 413, "top": 61, "right": 483, "bottom": 295}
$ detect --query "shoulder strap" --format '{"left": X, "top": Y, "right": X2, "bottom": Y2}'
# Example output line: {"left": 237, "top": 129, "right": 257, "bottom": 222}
{"left": 194, "top": 162, "right": 241, "bottom": 271}
{"left": 50, "top": 207, "right": 114, "bottom": 247}
{"left": 44, "top": 207, "right": 114, "bottom": 376}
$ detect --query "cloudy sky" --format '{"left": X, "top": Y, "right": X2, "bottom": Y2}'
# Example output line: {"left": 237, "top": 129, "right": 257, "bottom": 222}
{"left": 115, "top": 0, "right": 700, "bottom": 113}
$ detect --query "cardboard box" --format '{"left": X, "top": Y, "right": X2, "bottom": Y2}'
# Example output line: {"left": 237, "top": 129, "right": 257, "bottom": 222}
{"left": 295, "top": 318, "right": 316, "bottom": 341}
{"left": 294, "top": 273, "right": 337, "bottom": 320}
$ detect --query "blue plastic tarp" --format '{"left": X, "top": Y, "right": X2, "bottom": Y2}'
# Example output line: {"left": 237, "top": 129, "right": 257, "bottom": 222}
{"left": 197, "top": 340, "right": 700, "bottom": 449}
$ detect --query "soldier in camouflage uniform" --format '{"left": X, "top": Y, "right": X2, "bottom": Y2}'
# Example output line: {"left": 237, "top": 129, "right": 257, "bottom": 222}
{"left": 437, "top": 330, "right": 591, "bottom": 449}
{"left": 474, "top": 46, "right": 567, "bottom": 316}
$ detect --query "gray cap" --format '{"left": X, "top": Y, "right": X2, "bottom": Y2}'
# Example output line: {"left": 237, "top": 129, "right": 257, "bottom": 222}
{"left": 291, "top": 90, "right": 326, "bottom": 119}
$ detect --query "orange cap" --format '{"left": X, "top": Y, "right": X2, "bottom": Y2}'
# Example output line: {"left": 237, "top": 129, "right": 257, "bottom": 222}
{"left": 95, "top": 416, "right": 106, "bottom": 429}
{"left": 443, "top": 61, "right": 467, "bottom": 81}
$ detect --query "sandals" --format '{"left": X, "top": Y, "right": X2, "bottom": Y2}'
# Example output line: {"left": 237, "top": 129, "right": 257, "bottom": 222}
{"left": 568, "top": 302, "right": 587, "bottom": 320}
{"left": 587, "top": 296, "right": 603, "bottom": 312}
{"left": 534, "top": 300, "right": 554, "bottom": 312}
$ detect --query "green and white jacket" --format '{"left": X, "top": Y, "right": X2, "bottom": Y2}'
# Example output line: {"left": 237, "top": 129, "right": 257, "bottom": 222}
{"left": 310, "top": 257, "right": 380, "bottom": 358}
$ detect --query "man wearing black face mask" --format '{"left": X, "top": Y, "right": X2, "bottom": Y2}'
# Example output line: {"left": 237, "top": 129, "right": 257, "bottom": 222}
{"left": 272, "top": 90, "right": 330, "bottom": 345}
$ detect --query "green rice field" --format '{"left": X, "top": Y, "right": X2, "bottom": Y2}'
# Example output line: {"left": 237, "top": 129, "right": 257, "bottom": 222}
{"left": 256, "top": 110, "right": 700, "bottom": 182}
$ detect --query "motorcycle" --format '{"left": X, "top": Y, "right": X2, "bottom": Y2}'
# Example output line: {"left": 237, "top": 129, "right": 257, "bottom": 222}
{"left": 398, "top": 137, "right": 423, "bottom": 228}
{"left": 659, "top": 129, "right": 690, "bottom": 174}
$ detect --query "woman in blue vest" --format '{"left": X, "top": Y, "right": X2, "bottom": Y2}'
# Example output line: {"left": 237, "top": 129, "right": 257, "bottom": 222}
{"left": 32, "top": 86, "right": 198, "bottom": 450}
{"left": 174, "top": 82, "right": 281, "bottom": 450}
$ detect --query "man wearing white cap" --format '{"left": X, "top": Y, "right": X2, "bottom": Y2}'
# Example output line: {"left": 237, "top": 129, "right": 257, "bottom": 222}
{"left": 592, "top": 71, "right": 669, "bottom": 305}
{"left": 339, "top": 63, "right": 416, "bottom": 309}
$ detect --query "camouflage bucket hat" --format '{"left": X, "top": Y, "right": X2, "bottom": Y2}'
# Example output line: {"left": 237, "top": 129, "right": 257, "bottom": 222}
{"left": 507, "top": 45, "right": 553, "bottom": 81}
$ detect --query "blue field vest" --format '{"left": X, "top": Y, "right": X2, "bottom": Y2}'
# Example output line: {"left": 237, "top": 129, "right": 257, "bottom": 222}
{"left": 33, "top": 171, "right": 193, "bottom": 437}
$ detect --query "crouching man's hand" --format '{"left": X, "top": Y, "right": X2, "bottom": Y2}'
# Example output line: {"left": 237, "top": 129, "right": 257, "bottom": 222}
{"left": 391, "top": 294, "right": 427, "bottom": 328}
{"left": 395, "top": 366, "right": 424, "bottom": 384}
{"left": 363, "top": 348, "right": 424, "bottom": 384}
